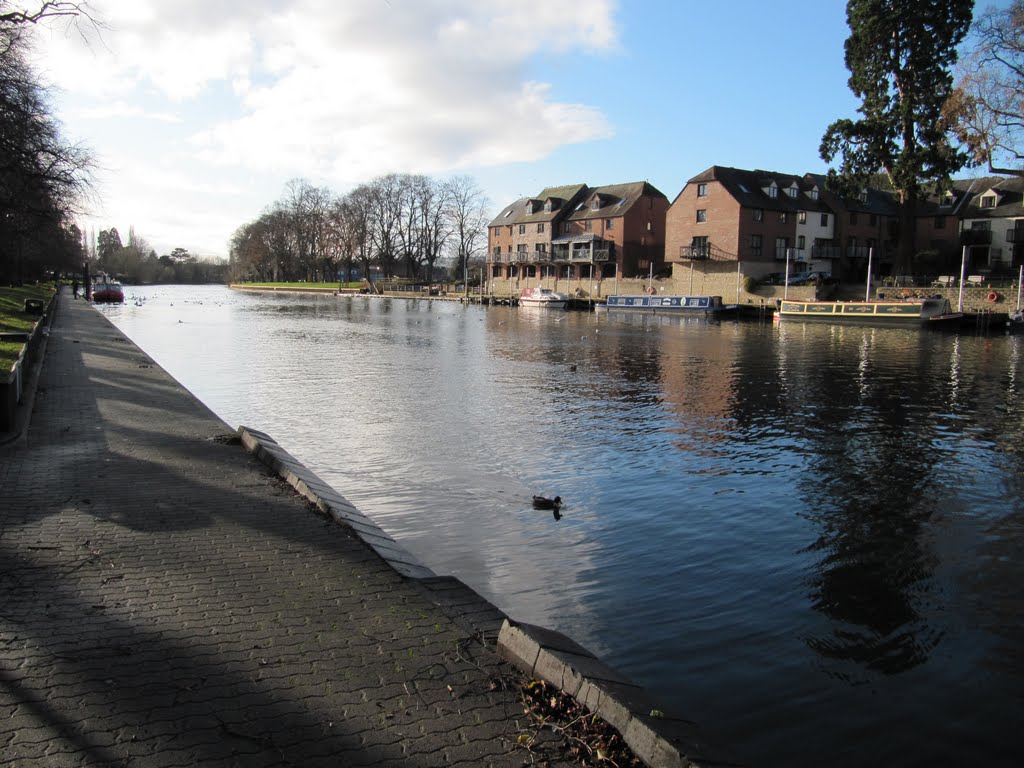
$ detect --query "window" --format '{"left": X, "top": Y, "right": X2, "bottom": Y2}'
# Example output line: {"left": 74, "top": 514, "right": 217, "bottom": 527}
{"left": 779, "top": 212, "right": 788, "bottom": 224}
{"left": 697, "top": 183, "right": 708, "bottom": 197}
{"left": 517, "top": 243, "right": 527, "bottom": 252}
{"left": 768, "top": 186, "right": 778, "bottom": 198}
{"left": 821, "top": 213, "right": 829, "bottom": 226}
{"left": 786, "top": 187, "right": 798, "bottom": 199}
{"left": 537, "top": 243, "right": 547, "bottom": 253}
{"left": 934, "top": 215, "right": 946, "bottom": 229}
{"left": 797, "top": 235, "right": 806, "bottom": 250}
{"left": 869, "top": 214, "right": 877, "bottom": 226}
{"left": 810, "top": 188, "right": 819, "bottom": 200}
{"left": 537, "top": 222, "right": 545, "bottom": 233}
{"left": 981, "top": 195, "right": 996, "bottom": 208}
{"left": 584, "top": 219, "right": 592, "bottom": 231}
{"left": 750, "top": 234, "right": 762, "bottom": 258}
{"left": 647, "top": 221, "right": 653, "bottom": 232}
{"left": 605, "top": 218, "right": 614, "bottom": 230}
{"left": 591, "top": 197, "right": 601, "bottom": 211}
{"left": 518, "top": 224, "right": 526, "bottom": 234}
{"left": 507, "top": 245, "right": 512, "bottom": 253}
{"left": 850, "top": 212, "right": 858, "bottom": 225}
{"left": 753, "top": 208, "right": 764, "bottom": 222}
{"left": 775, "top": 236, "right": 790, "bottom": 259}
{"left": 507, "top": 225, "right": 512, "bottom": 235}
{"left": 563, "top": 223, "right": 572, "bottom": 234}
{"left": 797, "top": 211, "right": 807, "bottom": 224}
{"left": 492, "top": 246, "right": 500, "bottom": 256}
{"left": 696, "top": 209, "right": 707, "bottom": 223}
{"left": 544, "top": 200, "right": 553, "bottom": 213}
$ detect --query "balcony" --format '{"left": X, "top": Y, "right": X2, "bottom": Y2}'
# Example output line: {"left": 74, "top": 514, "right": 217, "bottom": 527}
{"left": 775, "top": 247, "right": 806, "bottom": 261}
{"left": 962, "top": 229, "right": 993, "bottom": 246}
{"left": 811, "top": 245, "right": 841, "bottom": 260}
{"left": 677, "top": 243, "right": 737, "bottom": 261}
{"left": 846, "top": 246, "right": 873, "bottom": 259}
{"left": 552, "top": 247, "right": 612, "bottom": 263}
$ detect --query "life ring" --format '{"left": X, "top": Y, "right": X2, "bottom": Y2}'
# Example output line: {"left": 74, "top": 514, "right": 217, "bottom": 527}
{"left": 987, "top": 291, "right": 1000, "bottom": 302}
{"left": 645, "top": 286, "right": 655, "bottom": 295}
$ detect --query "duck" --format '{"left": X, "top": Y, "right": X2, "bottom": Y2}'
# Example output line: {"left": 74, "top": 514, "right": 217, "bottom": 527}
{"left": 532, "top": 495, "right": 562, "bottom": 510}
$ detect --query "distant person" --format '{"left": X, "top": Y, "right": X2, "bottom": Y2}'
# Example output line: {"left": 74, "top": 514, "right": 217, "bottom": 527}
{"left": 72, "top": 280, "right": 79, "bottom": 298}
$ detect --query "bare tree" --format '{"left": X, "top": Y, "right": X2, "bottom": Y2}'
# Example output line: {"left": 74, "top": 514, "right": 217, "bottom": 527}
{"left": 445, "top": 175, "right": 490, "bottom": 290}
{"left": 947, "top": 1, "right": 1024, "bottom": 176}
{"left": 343, "top": 184, "right": 376, "bottom": 286}
{"left": 418, "top": 177, "right": 452, "bottom": 285}
{"left": 0, "top": 17, "right": 95, "bottom": 280}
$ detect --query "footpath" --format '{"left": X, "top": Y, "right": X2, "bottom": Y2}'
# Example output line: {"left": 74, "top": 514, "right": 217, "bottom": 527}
{"left": 0, "top": 292, "right": 732, "bottom": 768}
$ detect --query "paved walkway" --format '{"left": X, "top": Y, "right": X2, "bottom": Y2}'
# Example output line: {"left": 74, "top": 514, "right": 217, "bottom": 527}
{"left": 0, "top": 292, "right": 579, "bottom": 767}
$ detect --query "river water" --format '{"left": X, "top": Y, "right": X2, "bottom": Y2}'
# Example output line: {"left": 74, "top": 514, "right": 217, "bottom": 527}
{"left": 97, "top": 284, "right": 1024, "bottom": 767}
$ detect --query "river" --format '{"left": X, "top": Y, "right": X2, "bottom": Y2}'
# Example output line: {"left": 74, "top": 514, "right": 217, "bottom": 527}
{"left": 97, "top": 284, "right": 1024, "bottom": 767}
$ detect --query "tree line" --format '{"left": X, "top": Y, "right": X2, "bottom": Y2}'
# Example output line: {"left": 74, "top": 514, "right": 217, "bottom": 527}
{"left": 229, "top": 174, "right": 490, "bottom": 286}
{"left": 90, "top": 226, "right": 228, "bottom": 285}
{"left": 0, "top": 1, "right": 94, "bottom": 284}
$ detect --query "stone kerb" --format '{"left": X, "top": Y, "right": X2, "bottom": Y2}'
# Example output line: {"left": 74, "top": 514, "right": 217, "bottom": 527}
{"left": 497, "top": 620, "right": 743, "bottom": 768}
{"left": 237, "top": 425, "right": 739, "bottom": 767}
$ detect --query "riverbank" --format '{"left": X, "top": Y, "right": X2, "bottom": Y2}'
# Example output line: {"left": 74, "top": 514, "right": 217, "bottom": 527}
{"left": 0, "top": 289, "right": 730, "bottom": 767}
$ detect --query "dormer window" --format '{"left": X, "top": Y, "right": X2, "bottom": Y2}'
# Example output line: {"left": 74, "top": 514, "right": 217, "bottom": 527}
{"left": 590, "top": 196, "right": 601, "bottom": 211}
{"left": 809, "top": 188, "right": 820, "bottom": 200}
{"left": 544, "top": 199, "right": 553, "bottom": 213}
{"left": 941, "top": 191, "right": 955, "bottom": 207}
{"left": 858, "top": 190, "right": 868, "bottom": 203}
{"left": 767, "top": 185, "right": 778, "bottom": 199}
{"left": 525, "top": 201, "right": 535, "bottom": 215}
{"left": 981, "top": 194, "right": 997, "bottom": 209}
{"left": 785, "top": 187, "right": 798, "bottom": 199}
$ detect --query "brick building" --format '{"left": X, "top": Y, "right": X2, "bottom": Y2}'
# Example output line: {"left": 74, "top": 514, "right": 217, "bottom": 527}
{"left": 487, "top": 181, "right": 669, "bottom": 288}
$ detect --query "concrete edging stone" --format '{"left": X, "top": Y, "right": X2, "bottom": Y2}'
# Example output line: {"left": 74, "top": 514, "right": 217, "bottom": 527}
{"left": 237, "top": 425, "right": 742, "bottom": 768}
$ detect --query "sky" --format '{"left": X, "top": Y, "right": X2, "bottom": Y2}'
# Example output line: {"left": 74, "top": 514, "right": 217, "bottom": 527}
{"left": 28, "top": 0, "right": 994, "bottom": 260}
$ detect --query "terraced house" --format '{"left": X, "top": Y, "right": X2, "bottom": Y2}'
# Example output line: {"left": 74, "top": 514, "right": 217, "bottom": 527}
{"left": 665, "top": 166, "right": 906, "bottom": 284}
{"left": 917, "top": 176, "right": 1024, "bottom": 278}
{"left": 487, "top": 181, "right": 669, "bottom": 290}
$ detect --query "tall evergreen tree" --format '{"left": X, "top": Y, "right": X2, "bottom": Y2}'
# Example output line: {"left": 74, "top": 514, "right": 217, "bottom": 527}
{"left": 821, "top": 0, "right": 974, "bottom": 272}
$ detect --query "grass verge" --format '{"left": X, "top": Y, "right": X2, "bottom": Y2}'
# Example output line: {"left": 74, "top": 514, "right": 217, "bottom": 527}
{"left": 1, "top": 284, "right": 56, "bottom": 371}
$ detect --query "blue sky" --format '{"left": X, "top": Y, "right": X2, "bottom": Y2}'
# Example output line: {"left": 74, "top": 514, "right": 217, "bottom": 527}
{"left": 34, "top": 0, "right": 991, "bottom": 259}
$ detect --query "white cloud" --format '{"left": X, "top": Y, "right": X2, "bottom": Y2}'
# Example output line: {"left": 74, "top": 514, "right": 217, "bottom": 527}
{"left": 36, "top": 0, "right": 621, "bottom": 255}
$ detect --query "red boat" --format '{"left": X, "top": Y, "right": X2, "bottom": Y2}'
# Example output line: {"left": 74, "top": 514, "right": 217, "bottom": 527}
{"left": 91, "top": 277, "right": 125, "bottom": 303}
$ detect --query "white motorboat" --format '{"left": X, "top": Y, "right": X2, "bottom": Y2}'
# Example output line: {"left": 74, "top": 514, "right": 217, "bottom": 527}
{"left": 518, "top": 287, "right": 569, "bottom": 309}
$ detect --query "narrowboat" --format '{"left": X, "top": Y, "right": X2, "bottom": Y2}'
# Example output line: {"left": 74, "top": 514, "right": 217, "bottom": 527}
{"left": 776, "top": 297, "right": 961, "bottom": 326}
{"left": 604, "top": 295, "right": 736, "bottom": 315}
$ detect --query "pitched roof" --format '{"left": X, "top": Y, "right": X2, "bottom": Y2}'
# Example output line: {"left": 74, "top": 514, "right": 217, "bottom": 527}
{"left": 566, "top": 181, "right": 667, "bottom": 220}
{"left": 686, "top": 166, "right": 831, "bottom": 213}
{"left": 487, "top": 184, "right": 587, "bottom": 228}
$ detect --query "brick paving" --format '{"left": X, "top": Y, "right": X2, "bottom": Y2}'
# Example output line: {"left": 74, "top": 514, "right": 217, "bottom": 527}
{"left": 0, "top": 292, "right": 578, "bottom": 767}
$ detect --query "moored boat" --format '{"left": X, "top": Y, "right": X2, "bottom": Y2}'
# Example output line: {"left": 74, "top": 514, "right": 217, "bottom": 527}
{"left": 91, "top": 276, "right": 125, "bottom": 304}
{"left": 776, "top": 297, "right": 961, "bottom": 326}
{"left": 604, "top": 295, "right": 736, "bottom": 315}
{"left": 518, "top": 287, "right": 569, "bottom": 308}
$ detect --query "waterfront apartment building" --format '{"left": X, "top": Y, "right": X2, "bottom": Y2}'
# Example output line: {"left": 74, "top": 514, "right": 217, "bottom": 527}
{"left": 666, "top": 164, "right": 1024, "bottom": 285}
{"left": 487, "top": 181, "right": 669, "bottom": 285}
{"left": 916, "top": 176, "right": 1024, "bottom": 277}
{"left": 665, "top": 166, "right": 906, "bottom": 283}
